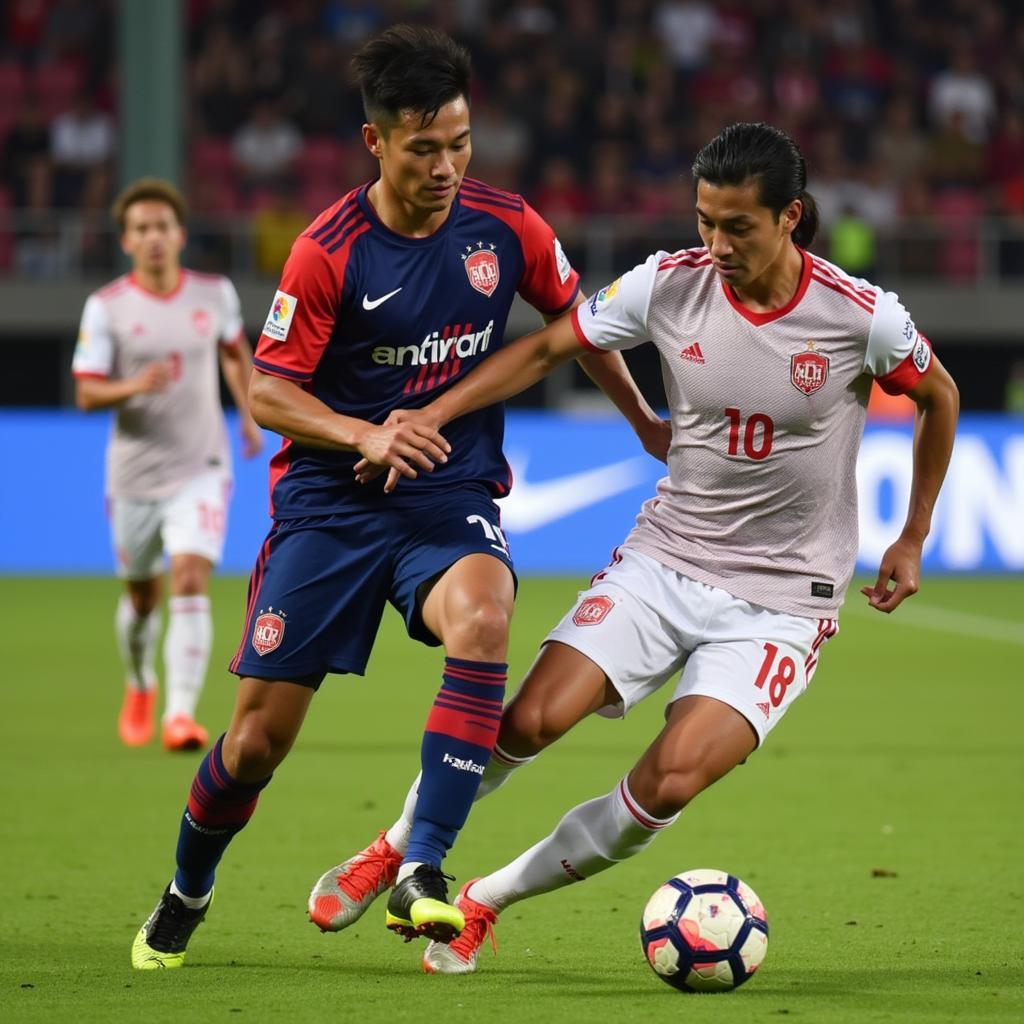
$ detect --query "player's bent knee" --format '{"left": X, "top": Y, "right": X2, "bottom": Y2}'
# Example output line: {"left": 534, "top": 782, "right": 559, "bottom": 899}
{"left": 443, "top": 600, "right": 511, "bottom": 659}
{"left": 223, "top": 719, "right": 290, "bottom": 780}
{"left": 500, "top": 697, "right": 562, "bottom": 754}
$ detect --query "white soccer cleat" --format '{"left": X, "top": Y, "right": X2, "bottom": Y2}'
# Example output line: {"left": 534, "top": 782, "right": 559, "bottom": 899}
{"left": 422, "top": 879, "right": 498, "bottom": 974}
{"left": 308, "top": 831, "right": 402, "bottom": 932}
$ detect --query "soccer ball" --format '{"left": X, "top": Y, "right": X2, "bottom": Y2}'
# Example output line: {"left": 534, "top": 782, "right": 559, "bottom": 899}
{"left": 639, "top": 869, "right": 768, "bottom": 992}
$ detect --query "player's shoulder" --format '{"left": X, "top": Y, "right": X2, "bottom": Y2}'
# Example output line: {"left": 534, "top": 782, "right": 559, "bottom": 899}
{"left": 656, "top": 246, "right": 713, "bottom": 273}
{"left": 300, "top": 185, "right": 372, "bottom": 257}
{"left": 806, "top": 252, "right": 881, "bottom": 315}
{"left": 458, "top": 176, "right": 525, "bottom": 212}
{"left": 91, "top": 273, "right": 132, "bottom": 305}
{"left": 457, "top": 176, "right": 526, "bottom": 232}
{"left": 180, "top": 267, "right": 234, "bottom": 296}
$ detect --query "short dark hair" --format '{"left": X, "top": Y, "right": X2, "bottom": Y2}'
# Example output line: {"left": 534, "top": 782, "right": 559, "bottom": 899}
{"left": 111, "top": 177, "right": 187, "bottom": 232}
{"left": 351, "top": 23, "right": 471, "bottom": 133}
{"left": 691, "top": 122, "right": 819, "bottom": 249}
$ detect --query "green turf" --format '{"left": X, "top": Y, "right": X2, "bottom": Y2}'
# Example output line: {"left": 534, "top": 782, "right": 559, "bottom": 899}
{"left": 2, "top": 575, "right": 1022, "bottom": 1023}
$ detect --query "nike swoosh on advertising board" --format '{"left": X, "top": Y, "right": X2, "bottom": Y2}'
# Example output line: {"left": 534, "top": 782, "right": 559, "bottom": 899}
{"left": 498, "top": 453, "right": 652, "bottom": 532}
{"left": 362, "top": 287, "right": 403, "bottom": 310}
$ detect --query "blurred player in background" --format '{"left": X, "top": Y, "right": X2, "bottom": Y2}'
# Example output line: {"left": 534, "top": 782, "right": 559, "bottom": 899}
{"left": 316, "top": 122, "right": 960, "bottom": 973}
{"left": 72, "top": 178, "right": 263, "bottom": 752}
{"left": 131, "top": 25, "right": 664, "bottom": 970}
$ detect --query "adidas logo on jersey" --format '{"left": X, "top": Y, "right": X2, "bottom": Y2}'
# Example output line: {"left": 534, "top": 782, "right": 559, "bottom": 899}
{"left": 372, "top": 320, "right": 494, "bottom": 367}
{"left": 680, "top": 342, "right": 705, "bottom": 364}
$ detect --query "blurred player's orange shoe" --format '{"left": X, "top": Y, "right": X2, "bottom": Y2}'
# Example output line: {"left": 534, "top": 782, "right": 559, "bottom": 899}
{"left": 161, "top": 714, "right": 209, "bottom": 752}
{"left": 422, "top": 880, "right": 498, "bottom": 973}
{"left": 118, "top": 686, "right": 156, "bottom": 746}
{"left": 308, "top": 831, "right": 403, "bottom": 931}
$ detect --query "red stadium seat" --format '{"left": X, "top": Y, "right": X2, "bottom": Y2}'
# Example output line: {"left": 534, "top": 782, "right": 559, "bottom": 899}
{"left": 297, "top": 137, "right": 347, "bottom": 183}
{"left": 301, "top": 179, "right": 342, "bottom": 216}
{"left": 190, "top": 136, "right": 235, "bottom": 178}
{"left": 0, "top": 61, "right": 26, "bottom": 106}
{"left": 30, "top": 60, "right": 82, "bottom": 117}
{"left": 934, "top": 189, "right": 982, "bottom": 282}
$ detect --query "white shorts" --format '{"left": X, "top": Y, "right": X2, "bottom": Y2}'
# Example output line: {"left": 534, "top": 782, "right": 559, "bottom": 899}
{"left": 544, "top": 548, "right": 838, "bottom": 746}
{"left": 110, "top": 470, "right": 232, "bottom": 581}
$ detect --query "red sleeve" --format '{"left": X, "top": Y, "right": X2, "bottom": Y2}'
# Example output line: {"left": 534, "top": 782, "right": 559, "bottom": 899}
{"left": 253, "top": 236, "right": 346, "bottom": 383}
{"left": 876, "top": 333, "right": 933, "bottom": 395}
{"left": 516, "top": 201, "right": 580, "bottom": 317}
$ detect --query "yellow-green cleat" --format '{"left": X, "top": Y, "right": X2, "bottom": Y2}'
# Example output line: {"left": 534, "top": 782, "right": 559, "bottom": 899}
{"left": 131, "top": 885, "right": 212, "bottom": 969}
{"left": 385, "top": 865, "right": 464, "bottom": 943}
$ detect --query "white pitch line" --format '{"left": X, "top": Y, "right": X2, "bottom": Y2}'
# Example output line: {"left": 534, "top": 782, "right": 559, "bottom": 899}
{"left": 845, "top": 600, "right": 1024, "bottom": 646}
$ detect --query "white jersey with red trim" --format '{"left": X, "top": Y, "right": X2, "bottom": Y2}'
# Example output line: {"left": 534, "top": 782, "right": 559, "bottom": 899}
{"left": 72, "top": 270, "right": 244, "bottom": 500}
{"left": 571, "top": 247, "right": 934, "bottom": 617}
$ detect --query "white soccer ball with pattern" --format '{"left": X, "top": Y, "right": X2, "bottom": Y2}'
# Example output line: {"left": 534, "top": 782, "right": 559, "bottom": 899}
{"left": 639, "top": 869, "right": 768, "bottom": 992}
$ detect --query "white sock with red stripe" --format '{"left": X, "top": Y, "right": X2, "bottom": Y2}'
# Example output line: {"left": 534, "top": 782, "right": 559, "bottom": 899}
{"left": 163, "top": 595, "right": 212, "bottom": 720}
{"left": 115, "top": 595, "right": 160, "bottom": 691}
{"left": 467, "top": 775, "right": 678, "bottom": 913}
{"left": 383, "top": 743, "right": 536, "bottom": 855}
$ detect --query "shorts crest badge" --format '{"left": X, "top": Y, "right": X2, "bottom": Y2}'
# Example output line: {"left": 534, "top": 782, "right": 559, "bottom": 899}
{"left": 463, "top": 244, "right": 500, "bottom": 297}
{"left": 573, "top": 595, "right": 615, "bottom": 627}
{"left": 791, "top": 341, "right": 829, "bottom": 396}
{"left": 252, "top": 609, "right": 286, "bottom": 656}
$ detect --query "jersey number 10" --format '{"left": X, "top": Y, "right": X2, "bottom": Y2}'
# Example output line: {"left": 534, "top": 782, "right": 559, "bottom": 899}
{"left": 724, "top": 408, "right": 774, "bottom": 460}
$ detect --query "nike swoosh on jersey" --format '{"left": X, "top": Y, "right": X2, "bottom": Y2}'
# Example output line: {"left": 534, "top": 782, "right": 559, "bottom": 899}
{"left": 362, "top": 287, "right": 403, "bottom": 310}
{"left": 499, "top": 454, "right": 652, "bottom": 532}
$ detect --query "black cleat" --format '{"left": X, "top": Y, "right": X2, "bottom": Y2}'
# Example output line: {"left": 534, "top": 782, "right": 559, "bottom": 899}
{"left": 384, "top": 865, "right": 465, "bottom": 943}
{"left": 131, "top": 885, "right": 212, "bottom": 969}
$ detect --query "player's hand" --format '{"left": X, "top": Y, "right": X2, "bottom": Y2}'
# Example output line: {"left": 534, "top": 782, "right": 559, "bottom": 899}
{"left": 134, "top": 361, "right": 173, "bottom": 394}
{"left": 637, "top": 416, "right": 672, "bottom": 463}
{"left": 353, "top": 420, "right": 449, "bottom": 488}
{"left": 353, "top": 407, "right": 447, "bottom": 489}
{"left": 240, "top": 416, "right": 265, "bottom": 459}
{"left": 860, "top": 535, "right": 923, "bottom": 614}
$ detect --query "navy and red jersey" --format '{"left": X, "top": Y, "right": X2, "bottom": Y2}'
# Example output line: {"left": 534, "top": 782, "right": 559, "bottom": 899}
{"left": 253, "top": 177, "right": 580, "bottom": 518}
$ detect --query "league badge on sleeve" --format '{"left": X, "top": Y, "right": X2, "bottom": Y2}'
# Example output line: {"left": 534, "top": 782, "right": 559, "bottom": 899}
{"left": 554, "top": 237, "right": 572, "bottom": 283}
{"left": 463, "top": 243, "right": 500, "bottom": 297}
{"left": 912, "top": 335, "right": 931, "bottom": 373}
{"left": 791, "top": 341, "right": 829, "bottom": 396}
{"left": 263, "top": 291, "right": 298, "bottom": 342}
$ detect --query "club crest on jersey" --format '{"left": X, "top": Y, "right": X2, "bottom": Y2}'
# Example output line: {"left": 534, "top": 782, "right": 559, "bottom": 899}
{"left": 573, "top": 595, "right": 615, "bottom": 627}
{"left": 463, "top": 243, "right": 500, "bottom": 297}
{"left": 252, "top": 609, "right": 286, "bottom": 656}
{"left": 791, "top": 342, "right": 829, "bottom": 396}
{"left": 192, "top": 309, "right": 212, "bottom": 336}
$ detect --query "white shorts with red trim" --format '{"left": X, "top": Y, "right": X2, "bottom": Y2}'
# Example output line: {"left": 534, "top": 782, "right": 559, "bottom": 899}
{"left": 110, "top": 470, "right": 232, "bottom": 580}
{"left": 544, "top": 547, "right": 838, "bottom": 746}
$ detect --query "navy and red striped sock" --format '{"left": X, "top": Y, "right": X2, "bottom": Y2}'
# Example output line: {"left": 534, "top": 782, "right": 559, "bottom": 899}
{"left": 404, "top": 657, "right": 507, "bottom": 866}
{"left": 173, "top": 735, "right": 272, "bottom": 898}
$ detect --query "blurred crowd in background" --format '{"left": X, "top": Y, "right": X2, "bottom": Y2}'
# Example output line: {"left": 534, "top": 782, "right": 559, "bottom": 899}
{"left": 2, "top": 0, "right": 1024, "bottom": 280}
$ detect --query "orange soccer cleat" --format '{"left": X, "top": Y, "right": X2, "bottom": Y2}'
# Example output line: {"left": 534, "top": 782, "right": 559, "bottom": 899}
{"left": 118, "top": 686, "right": 156, "bottom": 746}
{"left": 161, "top": 714, "right": 209, "bottom": 752}
{"left": 309, "top": 831, "right": 403, "bottom": 932}
{"left": 422, "top": 879, "right": 498, "bottom": 973}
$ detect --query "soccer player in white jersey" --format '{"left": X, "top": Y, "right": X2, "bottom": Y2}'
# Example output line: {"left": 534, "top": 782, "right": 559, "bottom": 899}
{"left": 310, "top": 122, "right": 959, "bottom": 973}
{"left": 72, "top": 178, "right": 264, "bottom": 752}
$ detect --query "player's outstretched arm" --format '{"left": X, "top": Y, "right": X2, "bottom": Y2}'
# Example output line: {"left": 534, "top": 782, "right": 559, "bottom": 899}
{"left": 430, "top": 312, "right": 583, "bottom": 425}
{"left": 576, "top": 350, "right": 670, "bottom": 462}
{"left": 219, "top": 336, "right": 264, "bottom": 458}
{"left": 249, "top": 369, "right": 450, "bottom": 479}
{"left": 861, "top": 354, "right": 959, "bottom": 613}
{"left": 74, "top": 361, "right": 172, "bottom": 411}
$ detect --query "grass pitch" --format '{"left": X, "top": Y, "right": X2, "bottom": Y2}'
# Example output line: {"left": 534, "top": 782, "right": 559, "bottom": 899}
{"left": 2, "top": 574, "right": 1022, "bottom": 1023}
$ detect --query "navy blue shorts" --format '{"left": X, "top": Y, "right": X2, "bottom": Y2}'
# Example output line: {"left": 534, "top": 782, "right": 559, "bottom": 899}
{"left": 230, "top": 485, "right": 515, "bottom": 685}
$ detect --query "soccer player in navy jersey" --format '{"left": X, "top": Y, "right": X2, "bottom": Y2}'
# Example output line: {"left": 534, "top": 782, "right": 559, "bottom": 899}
{"left": 131, "top": 24, "right": 667, "bottom": 969}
